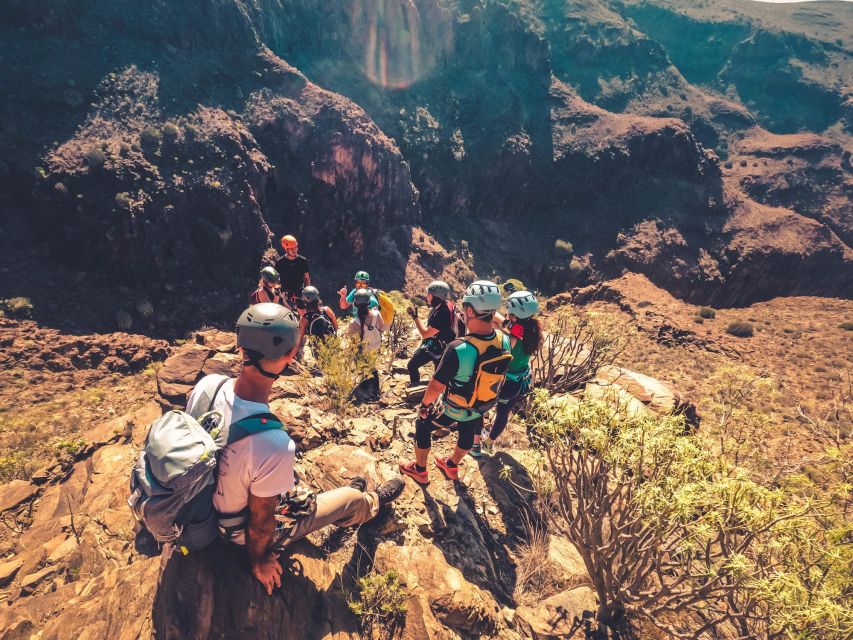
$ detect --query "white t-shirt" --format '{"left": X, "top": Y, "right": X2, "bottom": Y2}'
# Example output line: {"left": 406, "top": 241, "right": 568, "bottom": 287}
{"left": 346, "top": 309, "right": 385, "bottom": 351}
{"left": 185, "top": 375, "right": 296, "bottom": 525}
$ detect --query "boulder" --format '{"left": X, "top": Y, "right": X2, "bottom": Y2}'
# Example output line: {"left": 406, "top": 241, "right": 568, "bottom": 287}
{"left": 200, "top": 351, "right": 241, "bottom": 378}
{"left": 156, "top": 345, "right": 213, "bottom": 402}
{"left": 0, "top": 557, "right": 23, "bottom": 587}
{"left": 0, "top": 480, "right": 38, "bottom": 513}
{"left": 301, "top": 444, "right": 388, "bottom": 493}
{"left": 373, "top": 543, "right": 503, "bottom": 637}
{"left": 514, "top": 586, "right": 598, "bottom": 639}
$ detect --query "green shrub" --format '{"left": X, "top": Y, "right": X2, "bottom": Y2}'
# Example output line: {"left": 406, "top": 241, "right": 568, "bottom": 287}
{"left": 314, "top": 335, "right": 379, "bottom": 416}
{"left": 697, "top": 306, "right": 716, "bottom": 319}
{"left": 115, "top": 192, "right": 132, "bottom": 209}
{"left": 85, "top": 148, "right": 107, "bottom": 168}
{"left": 139, "top": 126, "right": 161, "bottom": 147}
{"left": 348, "top": 570, "right": 408, "bottom": 638}
{"left": 0, "top": 297, "right": 33, "bottom": 318}
{"left": 839, "top": 322, "right": 853, "bottom": 331}
{"left": 726, "top": 321, "right": 754, "bottom": 338}
{"left": 162, "top": 122, "right": 180, "bottom": 138}
{"left": 693, "top": 316, "right": 704, "bottom": 324}
{"left": 554, "top": 238, "right": 574, "bottom": 256}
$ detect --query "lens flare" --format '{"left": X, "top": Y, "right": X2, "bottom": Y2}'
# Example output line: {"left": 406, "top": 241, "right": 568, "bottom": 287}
{"left": 358, "top": 0, "right": 452, "bottom": 89}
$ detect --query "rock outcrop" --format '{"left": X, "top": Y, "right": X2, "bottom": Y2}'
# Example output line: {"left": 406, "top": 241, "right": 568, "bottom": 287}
{"left": 0, "top": 330, "right": 699, "bottom": 638}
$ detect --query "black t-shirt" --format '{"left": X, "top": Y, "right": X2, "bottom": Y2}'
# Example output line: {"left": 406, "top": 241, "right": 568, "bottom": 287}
{"left": 274, "top": 255, "right": 310, "bottom": 293}
{"left": 428, "top": 302, "right": 454, "bottom": 343}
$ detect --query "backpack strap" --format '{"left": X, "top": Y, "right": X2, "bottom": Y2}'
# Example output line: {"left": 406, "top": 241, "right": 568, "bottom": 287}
{"left": 208, "top": 377, "right": 230, "bottom": 413}
{"left": 226, "top": 412, "right": 286, "bottom": 445}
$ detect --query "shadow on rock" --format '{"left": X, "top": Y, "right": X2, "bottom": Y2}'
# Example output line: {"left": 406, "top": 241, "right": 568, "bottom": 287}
{"left": 153, "top": 538, "right": 358, "bottom": 639}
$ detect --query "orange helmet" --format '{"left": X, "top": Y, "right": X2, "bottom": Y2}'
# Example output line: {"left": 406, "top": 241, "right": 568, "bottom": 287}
{"left": 281, "top": 234, "right": 298, "bottom": 250}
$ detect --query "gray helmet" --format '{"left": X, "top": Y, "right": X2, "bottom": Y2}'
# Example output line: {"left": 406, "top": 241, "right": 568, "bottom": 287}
{"left": 352, "top": 289, "right": 372, "bottom": 306}
{"left": 301, "top": 285, "right": 320, "bottom": 303}
{"left": 236, "top": 303, "right": 299, "bottom": 359}
{"left": 260, "top": 266, "right": 280, "bottom": 284}
{"left": 506, "top": 291, "right": 539, "bottom": 319}
{"left": 427, "top": 280, "right": 450, "bottom": 301}
{"left": 462, "top": 280, "right": 502, "bottom": 314}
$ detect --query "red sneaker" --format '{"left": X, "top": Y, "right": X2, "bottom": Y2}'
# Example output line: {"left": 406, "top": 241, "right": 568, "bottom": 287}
{"left": 434, "top": 456, "right": 460, "bottom": 481}
{"left": 399, "top": 461, "right": 429, "bottom": 485}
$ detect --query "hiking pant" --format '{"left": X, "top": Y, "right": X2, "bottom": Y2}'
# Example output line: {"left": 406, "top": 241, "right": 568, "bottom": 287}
{"left": 415, "top": 411, "right": 483, "bottom": 451}
{"left": 488, "top": 375, "right": 530, "bottom": 441}
{"left": 407, "top": 340, "right": 444, "bottom": 385}
{"left": 275, "top": 487, "right": 379, "bottom": 550}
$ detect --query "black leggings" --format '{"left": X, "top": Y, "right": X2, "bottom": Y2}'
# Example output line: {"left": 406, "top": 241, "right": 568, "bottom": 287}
{"left": 415, "top": 412, "right": 483, "bottom": 451}
{"left": 489, "top": 377, "right": 527, "bottom": 441}
{"left": 407, "top": 341, "right": 443, "bottom": 385}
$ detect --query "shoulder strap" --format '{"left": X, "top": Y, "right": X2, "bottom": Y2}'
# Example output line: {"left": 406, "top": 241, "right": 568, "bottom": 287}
{"left": 208, "top": 377, "right": 230, "bottom": 413}
{"left": 227, "top": 412, "right": 286, "bottom": 445}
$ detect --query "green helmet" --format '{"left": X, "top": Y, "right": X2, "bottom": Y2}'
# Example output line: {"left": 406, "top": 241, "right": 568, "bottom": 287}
{"left": 260, "top": 266, "right": 280, "bottom": 284}
{"left": 354, "top": 270, "right": 370, "bottom": 283}
{"left": 462, "top": 280, "right": 502, "bottom": 314}
{"left": 236, "top": 303, "right": 299, "bottom": 359}
{"left": 352, "top": 288, "right": 372, "bottom": 306}
{"left": 506, "top": 291, "right": 539, "bottom": 319}
{"left": 301, "top": 286, "right": 320, "bottom": 303}
{"left": 427, "top": 280, "right": 450, "bottom": 301}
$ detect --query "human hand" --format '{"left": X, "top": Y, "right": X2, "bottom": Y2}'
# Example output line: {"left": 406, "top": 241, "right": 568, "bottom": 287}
{"left": 251, "top": 551, "right": 283, "bottom": 596}
{"left": 338, "top": 287, "right": 347, "bottom": 297}
{"left": 406, "top": 306, "right": 417, "bottom": 319}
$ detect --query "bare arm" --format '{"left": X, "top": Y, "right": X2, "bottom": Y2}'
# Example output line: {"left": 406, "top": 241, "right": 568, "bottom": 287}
{"left": 326, "top": 307, "right": 338, "bottom": 331}
{"left": 338, "top": 288, "right": 350, "bottom": 310}
{"left": 246, "top": 492, "right": 282, "bottom": 595}
{"left": 414, "top": 315, "right": 438, "bottom": 340}
{"left": 303, "top": 272, "right": 311, "bottom": 286}
{"left": 492, "top": 312, "right": 506, "bottom": 329}
{"left": 421, "top": 378, "right": 447, "bottom": 407}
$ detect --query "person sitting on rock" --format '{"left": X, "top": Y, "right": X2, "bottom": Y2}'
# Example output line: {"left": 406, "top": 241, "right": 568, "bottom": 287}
{"left": 399, "top": 281, "right": 511, "bottom": 484}
{"left": 185, "top": 303, "right": 403, "bottom": 595}
{"left": 274, "top": 235, "right": 311, "bottom": 307}
{"left": 471, "top": 290, "right": 541, "bottom": 458}
{"left": 338, "top": 270, "right": 379, "bottom": 315}
{"left": 406, "top": 280, "right": 455, "bottom": 386}
{"left": 250, "top": 267, "right": 287, "bottom": 306}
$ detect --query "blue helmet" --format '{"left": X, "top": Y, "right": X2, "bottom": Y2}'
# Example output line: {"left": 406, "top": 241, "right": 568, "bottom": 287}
{"left": 506, "top": 291, "right": 539, "bottom": 319}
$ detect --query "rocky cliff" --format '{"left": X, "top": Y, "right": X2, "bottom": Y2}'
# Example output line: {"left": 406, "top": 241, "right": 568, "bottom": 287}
{"left": 0, "top": 327, "right": 699, "bottom": 639}
{"left": 0, "top": 0, "right": 850, "bottom": 333}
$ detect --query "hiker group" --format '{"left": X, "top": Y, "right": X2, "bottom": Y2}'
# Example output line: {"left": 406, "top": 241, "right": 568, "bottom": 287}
{"left": 130, "top": 233, "right": 542, "bottom": 595}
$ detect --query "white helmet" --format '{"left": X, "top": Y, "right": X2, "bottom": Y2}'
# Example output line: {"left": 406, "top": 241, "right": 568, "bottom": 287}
{"left": 462, "top": 280, "right": 502, "bottom": 314}
{"left": 506, "top": 291, "right": 539, "bottom": 319}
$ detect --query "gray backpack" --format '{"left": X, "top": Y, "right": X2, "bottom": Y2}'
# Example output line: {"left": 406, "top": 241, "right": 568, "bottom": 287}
{"left": 128, "top": 379, "right": 285, "bottom": 552}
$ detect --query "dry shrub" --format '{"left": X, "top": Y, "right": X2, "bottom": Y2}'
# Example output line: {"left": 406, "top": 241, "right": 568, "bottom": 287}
{"left": 314, "top": 335, "right": 379, "bottom": 416}
{"left": 532, "top": 306, "right": 631, "bottom": 393}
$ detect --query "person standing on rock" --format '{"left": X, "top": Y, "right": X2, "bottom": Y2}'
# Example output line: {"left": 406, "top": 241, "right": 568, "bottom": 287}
{"left": 406, "top": 280, "right": 455, "bottom": 386}
{"left": 250, "top": 267, "right": 287, "bottom": 306}
{"left": 185, "top": 303, "right": 403, "bottom": 595}
{"left": 274, "top": 235, "right": 311, "bottom": 307}
{"left": 346, "top": 288, "right": 385, "bottom": 401}
{"left": 471, "top": 291, "right": 541, "bottom": 458}
{"left": 399, "top": 281, "right": 511, "bottom": 484}
{"left": 338, "top": 270, "right": 379, "bottom": 315}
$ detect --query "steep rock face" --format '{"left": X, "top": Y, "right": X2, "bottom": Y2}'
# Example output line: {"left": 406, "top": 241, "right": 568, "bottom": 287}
{"left": 4, "top": 0, "right": 421, "bottom": 322}
{"left": 724, "top": 129, "right": 853, "bottom": 245}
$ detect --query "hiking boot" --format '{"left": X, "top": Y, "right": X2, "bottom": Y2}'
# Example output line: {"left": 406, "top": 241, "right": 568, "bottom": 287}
{"left": 377, "top": 478, "right": 405, "bottom": 507}
{"left": 399, "top": 461, "right": 429, "bottom": 485}
{"left": 468, "top": 443, "right": 482, "bottom": 459}
{"left": 434, "top": 456, "right": 460, "bottom": 481}
{"left": 349, "top": 476, "right": 367, "bottom": 492}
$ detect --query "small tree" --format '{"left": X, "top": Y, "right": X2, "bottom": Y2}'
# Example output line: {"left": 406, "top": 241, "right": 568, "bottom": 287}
{"left": 382, "top": 290, "right": 416, "bottom": 373}
{"left": 526, "top": 389, "right": 852, "bottom": 638}
{"left": 531, "top": 307, "right": 630, "bottom": 393}
{"left": 314, "top": 335, "right": 378, "bottom": 416}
